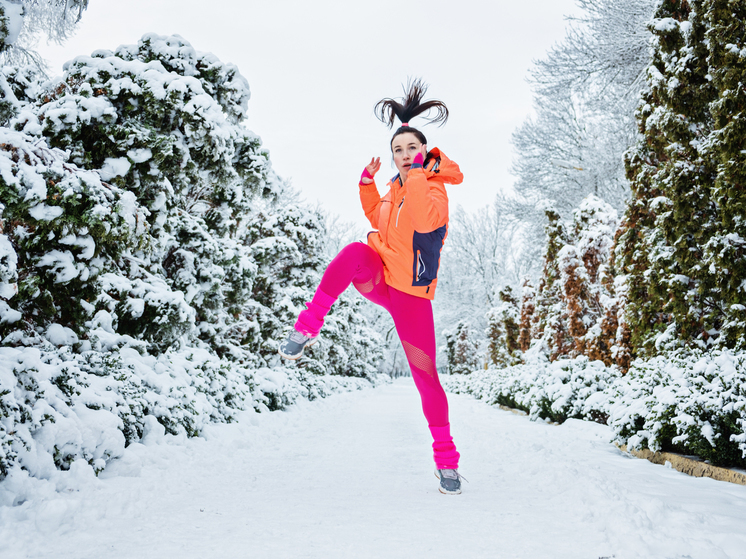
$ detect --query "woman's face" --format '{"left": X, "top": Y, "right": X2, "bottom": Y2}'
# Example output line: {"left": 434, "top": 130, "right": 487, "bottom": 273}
{"left": 391, "top": 132, "right": 426, "bottom": 182}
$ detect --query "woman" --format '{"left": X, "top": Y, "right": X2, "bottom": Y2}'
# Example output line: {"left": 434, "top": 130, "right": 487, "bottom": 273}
{"left": 279, "top": 80, "right": 464, "bottom": 495}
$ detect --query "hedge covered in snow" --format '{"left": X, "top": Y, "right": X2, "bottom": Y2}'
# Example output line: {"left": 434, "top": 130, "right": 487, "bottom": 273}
{"left": 0, "top": 34, "right": 385, "bottom": 489}
{"left": 0, "top": 344, "right": 380, "bottom": 487}
{"left": 443, "top": 356, "right": 620, "bottom": 425}
{"left": 443, "top": 350, "right": 746, "bottom": 469}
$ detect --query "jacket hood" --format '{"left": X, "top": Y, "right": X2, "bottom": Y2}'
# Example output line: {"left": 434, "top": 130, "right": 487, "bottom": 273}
{"left": 425, "top": 147, "right": 463, "bottom": 185}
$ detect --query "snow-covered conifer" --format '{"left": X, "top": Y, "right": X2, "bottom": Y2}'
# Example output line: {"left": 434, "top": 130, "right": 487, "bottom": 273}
{"left": 242, "top": 204, "right": 326, "bottom": 360}
{"left": 518, "top": 278, "right": 535, "bottom": 352}
{"left": 522, "top": 197, "right": 624, "bottom": 367}
{"left": 485, "top": 286, "right": 522, "bottom": 368}
{"left": 3, "top": 34, "right": 280, "bottom": 356}
{"left": 616, "top": 0, "right": 719, "bottom": 355}
{"left": 0, "top": 64, "right": 41, "bottom": 125}
{"left": 444, "top": 320, "right": 480, "bottom": 375}
{"left": 0, "top": 1, "right": 24, "bottom": 53}
{"left": 559, "top": 196, "right": 619, "bottom": 363}
{"left": 699, "top": 0, "right": 746, "bottom": 350}
{"left": 526, "top": 209, "right": 573, "bottom": 360}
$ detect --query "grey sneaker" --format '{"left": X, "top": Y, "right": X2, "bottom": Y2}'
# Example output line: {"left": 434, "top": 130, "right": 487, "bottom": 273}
{"left": 278, "top": 329, "right": 318, "bottom": 360}
{"left": 435, "top": 468, "right": 465, "bottom": 495}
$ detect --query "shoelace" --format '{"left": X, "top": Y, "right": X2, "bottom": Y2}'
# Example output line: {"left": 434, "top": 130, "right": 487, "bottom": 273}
{"left": 440, "top": 469, "right": 469, "bottom": 483}
{"left": 288, "top": 330, "right": 311, "bottom": 344}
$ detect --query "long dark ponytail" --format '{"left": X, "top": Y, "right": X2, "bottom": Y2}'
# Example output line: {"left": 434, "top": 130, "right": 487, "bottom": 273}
{"left": 374, "top": 78, "right": 449, "bottom": 147}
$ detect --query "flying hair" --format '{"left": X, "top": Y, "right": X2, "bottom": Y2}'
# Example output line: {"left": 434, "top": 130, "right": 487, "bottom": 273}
{"left": 374, "top": 78, "right": 449, "bottom": 129}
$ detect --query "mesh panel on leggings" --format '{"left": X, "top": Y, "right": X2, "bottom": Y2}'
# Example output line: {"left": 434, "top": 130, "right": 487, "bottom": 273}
{"left": 353, "top": 278, "right": 375, "bottom": 293}
{"left": 402, "top": 340, "right": 437, "bottom": 378}
{"left": 353, "top": 265, "right": 385, "bottom": 295}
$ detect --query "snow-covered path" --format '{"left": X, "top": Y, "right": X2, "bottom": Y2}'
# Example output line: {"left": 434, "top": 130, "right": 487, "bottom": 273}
{"left": 2, "top": 379, "right": 746, "bottom": 559}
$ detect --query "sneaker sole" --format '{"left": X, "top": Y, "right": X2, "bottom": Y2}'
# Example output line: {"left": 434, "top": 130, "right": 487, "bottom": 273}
{"left": 277, "top": 337, "right": 318, "bottom": 360}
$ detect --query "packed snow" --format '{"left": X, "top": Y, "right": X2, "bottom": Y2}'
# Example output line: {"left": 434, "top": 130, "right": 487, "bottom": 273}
{"left": 1, "top": 379, "right": 744, "bottom": 559}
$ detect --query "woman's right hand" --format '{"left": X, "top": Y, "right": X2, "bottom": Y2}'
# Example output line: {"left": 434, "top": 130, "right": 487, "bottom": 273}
{"left": 360, "top": 157, "right": 381, "bottom": 185}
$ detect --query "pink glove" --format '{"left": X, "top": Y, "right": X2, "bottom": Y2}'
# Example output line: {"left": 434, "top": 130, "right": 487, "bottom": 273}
{"left": 411, "top": 152, "right": 424, "bottom": 168}
{"left": 359, "top": 168, "right": 374, "bottom": 186}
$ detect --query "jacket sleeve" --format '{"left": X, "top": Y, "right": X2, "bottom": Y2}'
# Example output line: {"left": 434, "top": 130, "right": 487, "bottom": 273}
{"left": 359, "top": 181, "right": 382, "bottom": 229}
{"left": 405, "top": 168, "right": 449, "bottom": 233}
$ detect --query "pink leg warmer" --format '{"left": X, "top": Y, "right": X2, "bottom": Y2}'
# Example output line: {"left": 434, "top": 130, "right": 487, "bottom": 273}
{"left": 295, "top": 290, "right": 336, "bottom": 337}
{"left": 429, "top": 424, "right": 460, "bottom": 470}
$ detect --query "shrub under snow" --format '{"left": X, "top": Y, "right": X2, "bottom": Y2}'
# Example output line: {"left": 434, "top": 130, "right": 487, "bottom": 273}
{"left": 444, "top": 356, "right": 619, "bottom": 425}
{"left": 444, "top": 350, "right": 746, "bottom": 469}
{"left": 606, "top": 350, "right": 746, "bottom": 467}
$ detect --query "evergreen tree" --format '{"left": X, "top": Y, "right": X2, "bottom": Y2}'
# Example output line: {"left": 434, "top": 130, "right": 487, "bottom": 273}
{"left": 617, "top": 0, "right": 719, "bottom": 355}
{"left": 527, "top": 209, "right": 573, "bottom": 360}
{"left": 561, "top": 196, "right": 620, "bottom": 365}
{"left": 700, "top": 0, "right": 746, "bottom": 350}
{"left": 444, "top": 320, "right": 480, "bottom": 374}
{"left": 485, "top": 286, "right": 522, "bottom": 367}
{"left": 3, "top": 34, "right": 276, "bottom": 354}
{"left": 520, "top": 197, "right": 625, "bottom": 367}
{"left": 0, "top": 63, "right": 42, "bottom": 125}
{"left": 243, "top": 204, "right": 327, "bottom": 361}
{"left": 0, "top": 1, "right": 23, "bottom": 54}
{"left": 518, "top": 278, "right": 535, "bottom": 352}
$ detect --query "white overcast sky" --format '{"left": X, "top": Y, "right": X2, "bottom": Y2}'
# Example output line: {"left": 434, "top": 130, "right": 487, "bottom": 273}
{"left": 37, "top": 0, "right": 579, "bottom": 231}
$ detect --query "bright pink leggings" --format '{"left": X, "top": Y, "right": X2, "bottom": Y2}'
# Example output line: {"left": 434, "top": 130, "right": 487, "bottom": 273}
{"left": 295, "top": 242, "right": 460, "bottom": 470}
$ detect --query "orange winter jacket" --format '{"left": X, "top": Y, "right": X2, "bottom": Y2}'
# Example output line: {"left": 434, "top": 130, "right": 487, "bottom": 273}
{"left": 359, "top": 148, "right": 463, "bottom": 300}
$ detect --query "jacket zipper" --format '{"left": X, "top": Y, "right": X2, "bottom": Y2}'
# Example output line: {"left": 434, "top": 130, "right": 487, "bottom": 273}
{"left": 416, "top": 250, "right": 425, "bottom": 281}
{"left": 396, "top": 197, "right": 405, "bottom": 227}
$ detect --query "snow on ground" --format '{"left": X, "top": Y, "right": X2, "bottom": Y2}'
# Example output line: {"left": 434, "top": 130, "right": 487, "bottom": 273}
{"left": 1, "top": 378, "right": 745, "bottom": 559}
